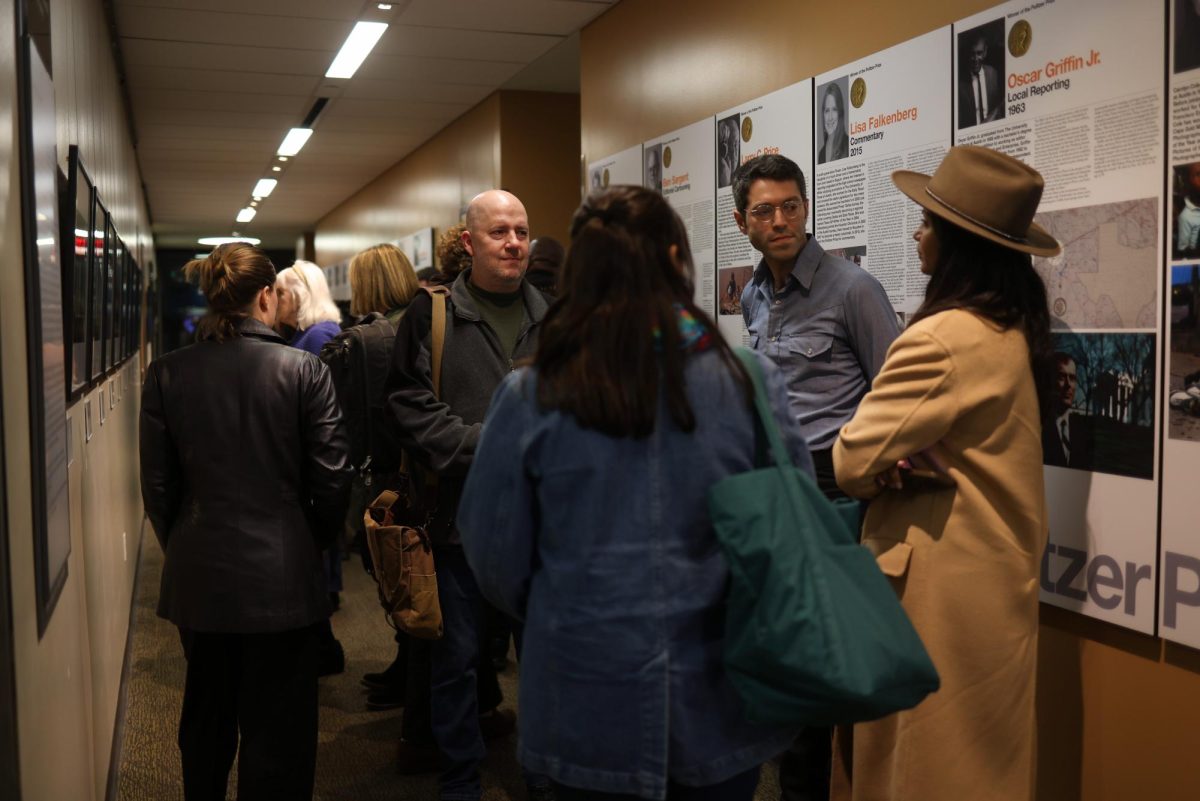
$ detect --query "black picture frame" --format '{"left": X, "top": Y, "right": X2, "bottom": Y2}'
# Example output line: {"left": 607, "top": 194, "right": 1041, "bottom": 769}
{"left": 102, "top": 214, "right": 116, "bottom": 374}
{"left": 111, "top": 235, "right": 124, "bottom": 366}
{"left": 90, "top": 200, "right": 106, "bottom": 381}
{"left": 129, "top": 262, "right": 141, "bottom": 359}
{"left": 110, "top": 238, "right": 124, "bottom": 369}
{"left": 63, "top": 146, "right": 93, "bottom": 398}
{"left": 123, "top": 250, "right": 134, "bottom": 360}
{"left": 16, "top": 0, "right": 71, "bottom": 638}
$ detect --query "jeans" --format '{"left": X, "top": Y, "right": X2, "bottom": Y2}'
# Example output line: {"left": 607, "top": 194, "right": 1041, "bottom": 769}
{"left": 430, "top": 546, "right": 489, "bottom": 800}
{"left": 552, "top": 767, "right": 760, "bottom": 801}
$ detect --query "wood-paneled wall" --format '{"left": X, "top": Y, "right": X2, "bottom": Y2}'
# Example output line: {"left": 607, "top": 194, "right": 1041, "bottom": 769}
{"left": 581, "top": 1, "right": 1200, "bottom": 799}
{"left": 315, "top": 90, "right": 580, "bottom": 267}
{"left": 1, "top": 0, "right": 151, "bottom": 797}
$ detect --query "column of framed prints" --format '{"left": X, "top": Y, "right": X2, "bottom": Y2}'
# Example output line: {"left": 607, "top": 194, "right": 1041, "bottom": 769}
{"left": 587, "top": 0, "right": 1196, "bottom": 639}
{"left": 63, "top": 145, "right": 145, "bottom": 402}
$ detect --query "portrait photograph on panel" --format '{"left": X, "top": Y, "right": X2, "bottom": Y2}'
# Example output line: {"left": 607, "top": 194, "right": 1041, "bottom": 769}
{"left": 1176, "top": 0, "right": 1200, "bottom": 74}
{"left": 644, "top": 143, "right": 663, "bottom": 192}
{"left": 817, "top": 76, "right": 850, "bottom": 164}
{"left": 716, "top": 113, "right": 740, "bottom": 188}
{"left": 1169, "top": 265, "right": 1200, "bottom": 441}
{"left": 957, "top": 18, "right": 1006, "bottom": 130}
{"left": 1046, "top": 332, "right": 1156, "bottom": 479}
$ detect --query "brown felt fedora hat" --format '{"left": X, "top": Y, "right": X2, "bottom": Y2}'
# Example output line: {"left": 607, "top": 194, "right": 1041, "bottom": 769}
{"left": 892, "top": 145, "right": 1061, "bottom": 257}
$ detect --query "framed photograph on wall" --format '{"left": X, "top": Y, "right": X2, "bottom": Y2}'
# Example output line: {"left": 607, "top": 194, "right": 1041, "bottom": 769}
{"left": 103, "top": 213, "right": 116, "bottom": 374}
{"left": 89, "top": 200, "right": 105, "bottom": 381}
{"left": 111, "top": 238, "right": 124, "bottom": 368}
{"left": 16, "top": 0, "right": 71, "bottom": 637}
{"left": 64, "top": 146, "right": 93, "bottom": 398}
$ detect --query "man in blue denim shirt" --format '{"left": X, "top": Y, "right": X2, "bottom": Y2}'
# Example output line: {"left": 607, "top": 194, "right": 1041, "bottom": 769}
{"left": 734, "top": 154, "right": 899, "bottom": 499}
{"left": 732, "top": 154, "right": 899, "bottom": 801}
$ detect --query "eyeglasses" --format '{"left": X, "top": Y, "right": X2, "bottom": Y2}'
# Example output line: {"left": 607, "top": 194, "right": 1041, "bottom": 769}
{"left": 747, "top": 199, "right": 805, "bottom": 223}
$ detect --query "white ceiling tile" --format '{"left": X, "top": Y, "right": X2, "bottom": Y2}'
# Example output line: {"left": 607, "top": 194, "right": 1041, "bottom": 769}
{"left": 115, "top": 0, "right": 363, "bottom": 21}
{"left": 127, "top": 65, "right": 319, "bottom": 96}
{"left": 121, "top": 38, "right": 330, "bottom": 77}
{"left": 116, "top": 6, "right": 354, "bottom": 50}
{"left": 373, "top": 25, "right": 558, "bottom": 62}
{"left": 396, "top": 0, "right": 610, "bottom": 37}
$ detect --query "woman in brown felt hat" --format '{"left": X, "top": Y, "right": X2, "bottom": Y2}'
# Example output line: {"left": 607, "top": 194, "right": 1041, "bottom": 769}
{"left": 831, "top": 145, "right": 1059, "bottom": 801}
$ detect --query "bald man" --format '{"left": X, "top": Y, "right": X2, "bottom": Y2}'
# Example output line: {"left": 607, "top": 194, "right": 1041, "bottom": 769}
{"left": 385, "top": 190, "right": 550, "bottom": 800}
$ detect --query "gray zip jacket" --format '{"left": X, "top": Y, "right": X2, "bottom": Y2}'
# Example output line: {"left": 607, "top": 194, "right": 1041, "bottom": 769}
{"left": 384, "top": 268, "right": 549, "bottom": 542}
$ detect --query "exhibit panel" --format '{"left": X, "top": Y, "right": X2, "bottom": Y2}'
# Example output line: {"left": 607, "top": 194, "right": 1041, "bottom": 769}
{"left": 812, "top": 27, "right": 952, "bottom": 317}
{"left": 954, "top": 0, "right": 1166, "bottom": 634}
{"left": 714, "top": 80, "right": 814, "bottom": 347}
{"left": 1161, "top": 0, "right": 1200, "bottom": 649}
{"left": 586, "top": 143, "right": 643, "bottom": 194}
{"left": 643, "top": 118, "right": 717, "bottom": 318}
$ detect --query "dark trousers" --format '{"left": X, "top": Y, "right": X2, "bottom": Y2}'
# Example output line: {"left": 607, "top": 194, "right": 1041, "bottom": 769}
{"left": 778, "top": 447, "right": 843, "bottom": 801}
{"left": 430, "top": 546, "right": 490, "bottom": 800}
{"left": 177, "top": 624, "right": 320, "bottom": 801}
{"left": 399, "top": 631, "right": 502, "bottom": 748}
{"left": 553, "top": 767, "right": 760, "bottom": 801}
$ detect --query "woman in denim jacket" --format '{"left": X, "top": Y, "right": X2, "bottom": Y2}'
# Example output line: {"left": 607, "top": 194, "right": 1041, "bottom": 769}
{"left": 458, "top": 186, "right": 813, "bottom": 801}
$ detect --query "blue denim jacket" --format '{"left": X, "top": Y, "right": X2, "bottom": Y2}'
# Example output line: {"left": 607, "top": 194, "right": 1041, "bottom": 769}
{"left": 458, "top": 349, "right": 813, "bottom": 799}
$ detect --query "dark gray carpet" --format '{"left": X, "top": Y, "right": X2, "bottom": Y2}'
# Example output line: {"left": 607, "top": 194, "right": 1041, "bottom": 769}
{"left": 115, "top": 535, "right": 780, "bottom": 800}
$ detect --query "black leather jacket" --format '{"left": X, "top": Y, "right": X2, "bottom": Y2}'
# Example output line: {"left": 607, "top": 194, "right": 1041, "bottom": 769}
{"left": 140, "top": 318, "right": 352, "bottom": 632}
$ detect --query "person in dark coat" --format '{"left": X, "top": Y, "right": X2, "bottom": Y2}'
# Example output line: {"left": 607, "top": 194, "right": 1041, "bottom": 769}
{"left": 139, "top": 242, "right": 352, "bottom": 801}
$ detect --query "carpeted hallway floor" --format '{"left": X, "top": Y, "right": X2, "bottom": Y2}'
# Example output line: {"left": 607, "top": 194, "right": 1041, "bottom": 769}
{"left": 115, "top": 531, "right": 781, "bottom": 800}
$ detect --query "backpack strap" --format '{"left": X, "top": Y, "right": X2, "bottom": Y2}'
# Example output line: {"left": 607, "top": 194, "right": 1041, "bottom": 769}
{"left": 424, "top": 286, "right": 451, "bottom": 398}
{"left": 353, "top": 325, "right": 374, "bottom": 471}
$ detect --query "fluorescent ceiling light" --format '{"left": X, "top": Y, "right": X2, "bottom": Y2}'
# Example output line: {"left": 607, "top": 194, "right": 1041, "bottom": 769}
{"left": 325, "top": 21, "right": 388, "bottom": 79}
{"left": 277, "top": 128, "right": 313, "bottom": 157}
{"left": 235, "top": 207, "right": 257, "bottom": 223}
{"left": 378, "top": 3, "right": 393, "bottom": 9}
{"left": 253, "top": 178, "right": 278, "bottom": 198}
{"left": 272, "top": 166, "right": 282, "bottom": 172}
{"left": 198, "top": 236, "right": 261, "bottom": 246}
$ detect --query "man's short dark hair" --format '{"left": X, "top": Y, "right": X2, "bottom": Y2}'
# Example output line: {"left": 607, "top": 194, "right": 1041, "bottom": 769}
{"left": 731, "top": 154, "right": 807, "bottom": 214}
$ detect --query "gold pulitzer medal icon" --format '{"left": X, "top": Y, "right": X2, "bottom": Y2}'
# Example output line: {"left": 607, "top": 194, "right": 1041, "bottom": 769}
{"left": 850, "top": 78, "right": 867, "bottom": 109}
{"left": 602, "top": 168, "right": 610, "bottom": 188}
{"left": 1008, "top": 20, "right": 1032, "bottom": 57}
{"left": 741, "top": 116, "right": 753, "bottom": 142}
{"left": 663, "top": 146, "right": 672, "bottom": 169}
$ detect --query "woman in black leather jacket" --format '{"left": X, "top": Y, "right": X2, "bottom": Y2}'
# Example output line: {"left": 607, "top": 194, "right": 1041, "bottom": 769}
{"left": 139, "top": 242, "right": 352, "bottom": 800}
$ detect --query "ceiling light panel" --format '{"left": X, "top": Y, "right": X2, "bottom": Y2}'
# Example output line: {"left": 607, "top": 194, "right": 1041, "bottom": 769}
{"left": 326, "top": 21, "right": 388, "bottom": 80}
{"left": 235, "top": 207, "right": 257, "bottom": 223}
{"left": 252, "top": 178, "right": 278, "bottom": 197}
{"left": 277, "top": 128, "right": 313, "bottom": 156}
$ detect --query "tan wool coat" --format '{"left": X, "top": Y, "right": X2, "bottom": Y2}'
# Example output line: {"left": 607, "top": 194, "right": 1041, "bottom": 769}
{"left": 831, "top": 309, "right": 1047, "bottom": 801}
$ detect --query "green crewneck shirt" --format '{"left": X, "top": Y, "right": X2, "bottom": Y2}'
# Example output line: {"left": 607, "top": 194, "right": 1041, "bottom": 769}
{"left": 465, "top": 280, "right": 526, "bottom": 360}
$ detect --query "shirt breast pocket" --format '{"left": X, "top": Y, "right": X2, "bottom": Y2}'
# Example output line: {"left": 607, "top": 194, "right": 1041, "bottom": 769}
{"left": 787, "top": 335, "right": 833, "bottom": 363}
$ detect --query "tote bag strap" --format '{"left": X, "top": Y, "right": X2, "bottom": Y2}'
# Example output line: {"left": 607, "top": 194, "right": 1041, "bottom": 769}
{"left": 734, "top": 348, "right": 858, "bottom": 543}
{"left": 733, "top": 348, "right": 796, "bottom": 473}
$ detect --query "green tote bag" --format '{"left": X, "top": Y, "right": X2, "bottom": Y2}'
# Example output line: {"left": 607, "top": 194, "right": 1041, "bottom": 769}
{"left": 708, "top": 348, "right": 939, "bottom": 727}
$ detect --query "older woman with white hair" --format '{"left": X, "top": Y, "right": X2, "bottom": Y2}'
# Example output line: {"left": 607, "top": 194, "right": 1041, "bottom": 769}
{"left": 276, "top": 260, "right": 343, "bottom": 355}
{"left": 276, "top": 260, "right": 348, "bottom": 674}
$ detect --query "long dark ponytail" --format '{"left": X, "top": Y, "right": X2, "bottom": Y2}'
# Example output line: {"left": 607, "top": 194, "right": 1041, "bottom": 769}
{"left": 534, "top": 186, "right": 749, "bottom": 438}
